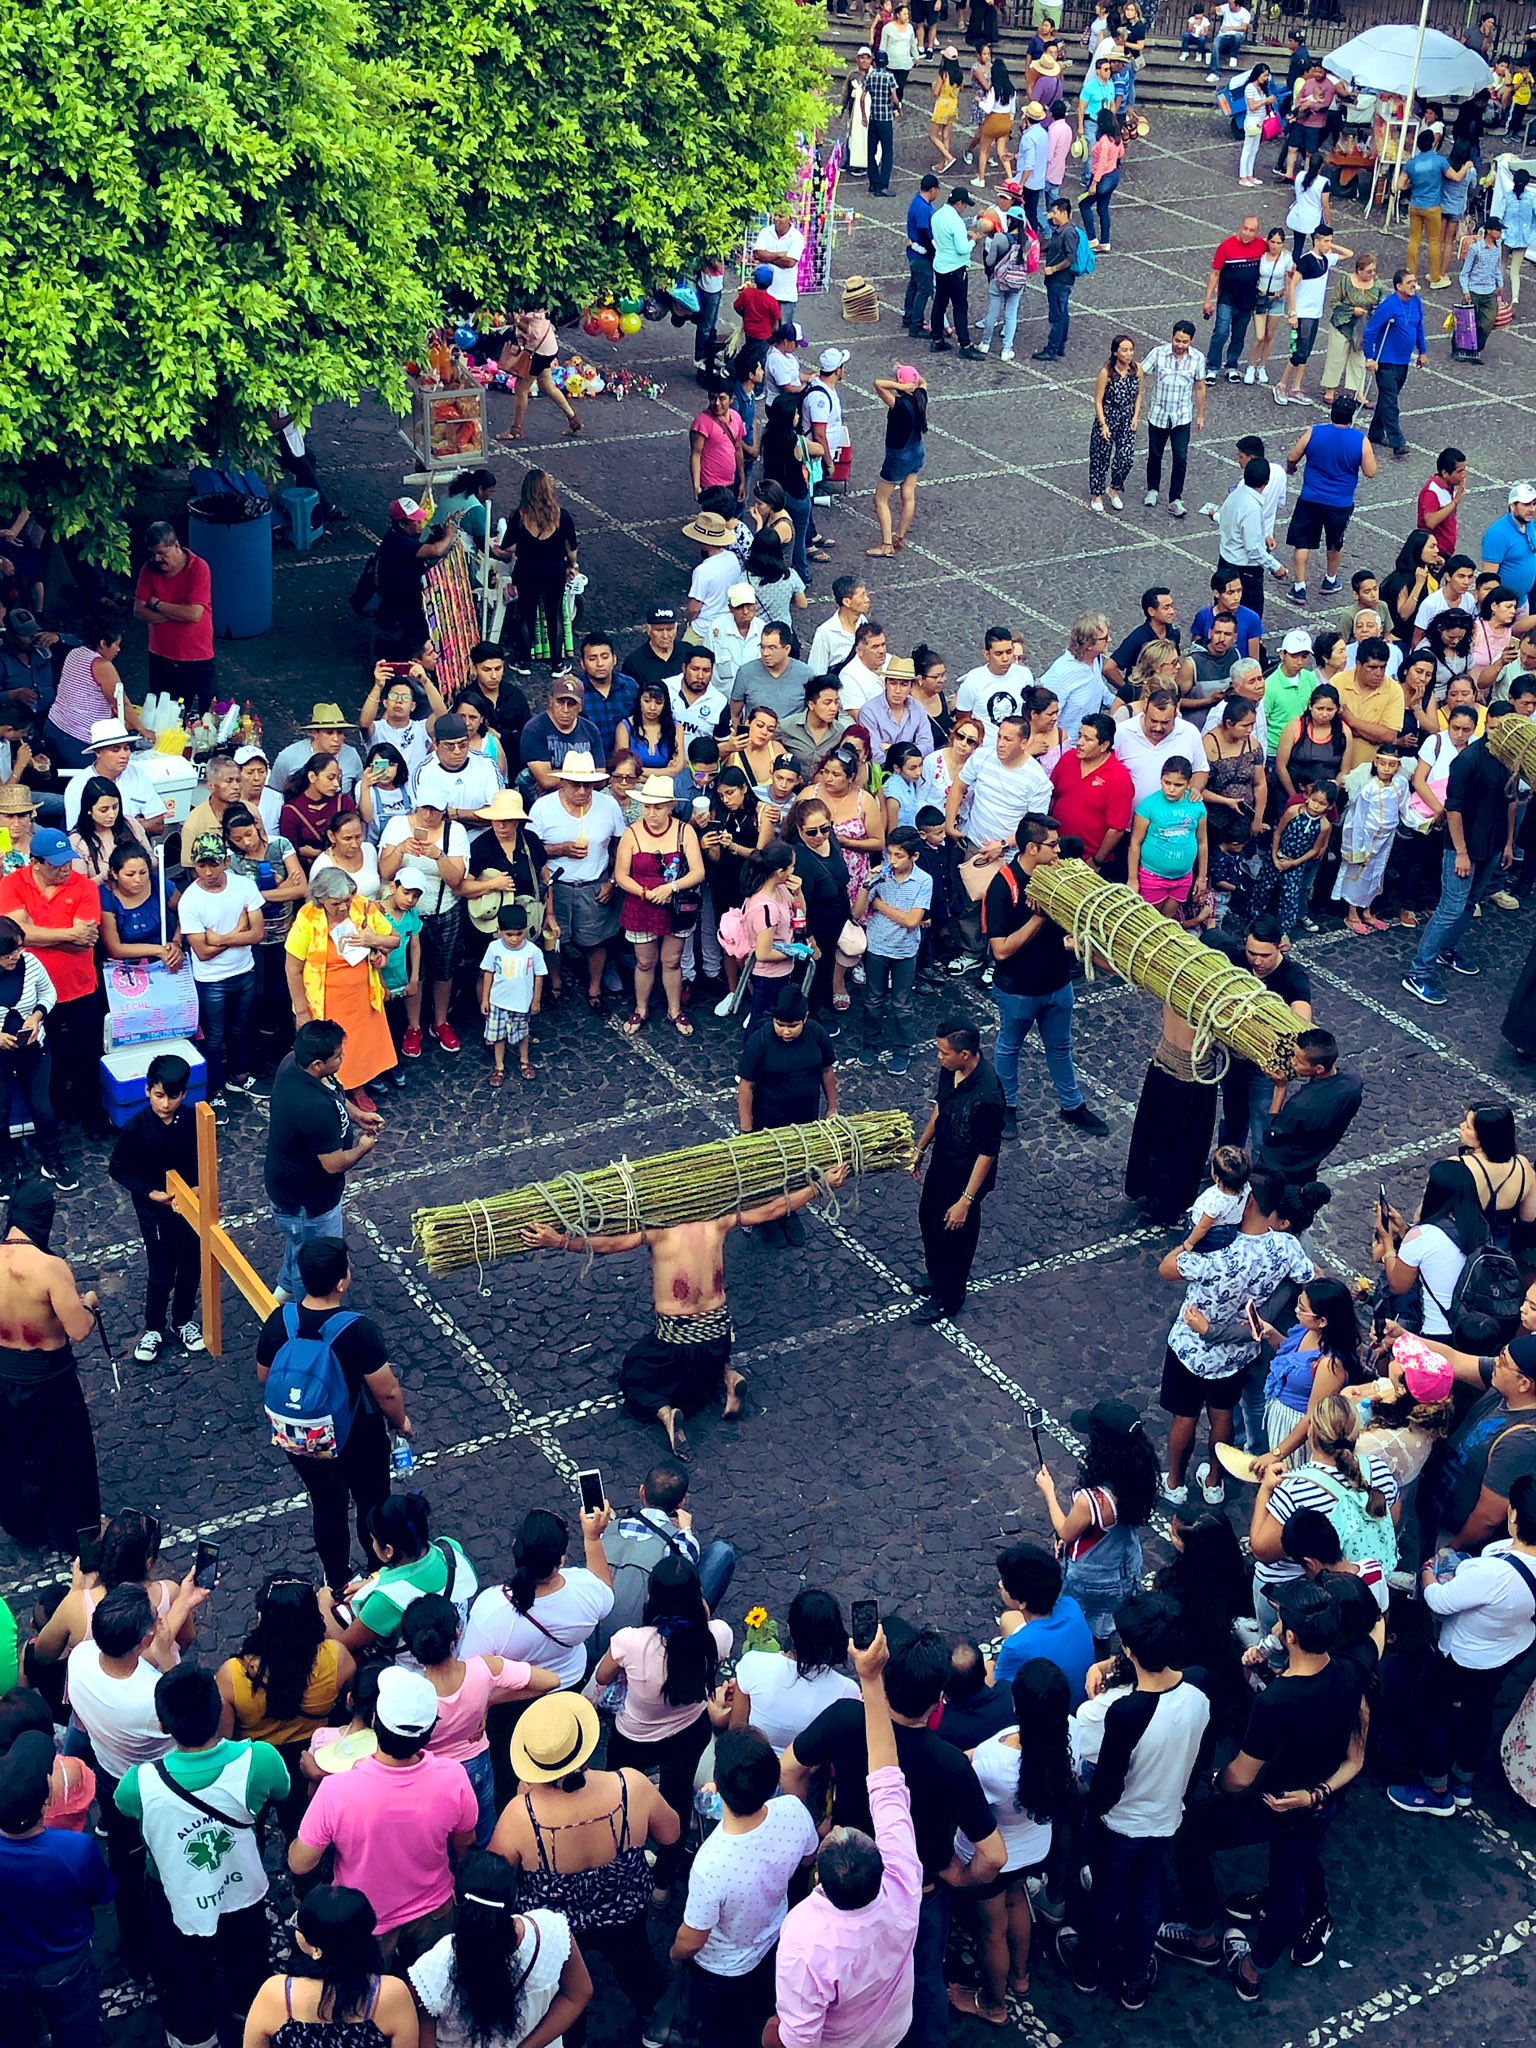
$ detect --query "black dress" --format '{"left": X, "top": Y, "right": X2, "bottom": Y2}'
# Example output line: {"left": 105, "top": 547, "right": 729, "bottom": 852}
{"left": 792, "top": 836, "right": 850, "bottom": 1016}
{"left": 1503, "top": 927, "right": 1536, "bottom": 1056}
{"left": 1124, "top": 1034, "right": 1220, "bottom": 1227}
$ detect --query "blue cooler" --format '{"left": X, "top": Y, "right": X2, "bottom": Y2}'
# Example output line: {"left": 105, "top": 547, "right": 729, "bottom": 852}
{"left": 99, "top": 1037, "right": 207, "bottom": 1129}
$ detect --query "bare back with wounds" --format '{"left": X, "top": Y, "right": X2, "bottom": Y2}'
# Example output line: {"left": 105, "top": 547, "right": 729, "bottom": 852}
{"left": 0, "top": 1239, "right": 96, "bottom": 1352}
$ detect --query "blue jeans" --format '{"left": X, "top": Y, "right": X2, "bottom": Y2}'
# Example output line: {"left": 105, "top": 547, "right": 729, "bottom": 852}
{"left": 465, "top": 1746, "right": 498, "bottom": 1846}
{"left": 904, "top": 251, "right": 935, "bottom": 332}
{"left": 0, "top": 1945, "right": 100, "bottom": 2048}
{"left": 1181, "top": 30, "right": 1208, "bottom": 56}
{"left": 978, "top": 279, "right": 1022, "bottom": 351}
{"left": 1080, "top": 168, "right": 1120, "bottom": 244}
{"left": 898, "top": 1884, "right": 952, "bottom": 2048}
{"left": 1046, "top": 276, "right": 1073, "bottom": 355}
{"left": 863, "top": 952, "right": 918, "bottom": 1051}
{"left": 271, "top": 1198, "right": 346, "bottom": 1298}
{"left": 1220, "top": 1057, "right": 1274, "bottom": 1156}
{"left": 783, "top": 488, "right": 813, "bottom": 589}
{"left": 1209, "top": 299, "right": 1251, "bottom": 372}
{"left": 195, "top": 966, "right": 255, "bottom": 1098}
{"left": 1081, "top": 1822, "right": 1167, "bottom": 1991}
{"left": 1215, "top": 30, "right": 1243, "bottom": 65}
{"left": 694, "top": 287, "right": 721, "bottom": 365}
{"left": 1412, "top": 847, "right": 1500, "bottom": 980}
{"left": 697, "top": 1536, "right": 736, "bottom": 1610}
{"left": 994, "top": 982, "right": 1083, "bottom": 1111}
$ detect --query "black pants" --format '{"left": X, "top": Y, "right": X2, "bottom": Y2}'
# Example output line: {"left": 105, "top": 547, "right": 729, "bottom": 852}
{"left": 566, "top": 1914, "right": 663, "bottom": 2045}
{"left": 1146, "top": 421, "right": 1192, "bottom": 502}
{"left": 1080, "top": 1821, "right": 1166, "bottom": 1992}
{"left": 606, "top": 1711, "right": 712, "bottom": 1887}
{"left": 515, "top": 570, "right": 569, "bottom": 666}
{"left": 681, "top": 1952, "right": 778, "bottom": 2048}
{"left": 95, "top": 1769, "right": 153, "bottom": 1965}
{"left": 931, "top": 270, "right": 972, "bottom": 348}
{"left": 1367, "top": 360, "right": 1410, "bottom": 450}
{"left": 0, "top": 1945, "right": 100, "bottom": 2048}
{"left": 0, "top": 1038, "right": 59, "bottom": 1170}
{"left": 1217, "top": 557, "right": 1267, "bottom": 622}
{"left": 49, "top": 991, "right": 109, "bottom": 1136}
{"left": 869, "top": 118, "right": 894, "bottom": 193}
{"left": 150, "top": 1889, "right": 270, "bottom": 2048}
{"left": 1174, "top": 1794, "right": 1333, "bottom": 1971}
{"left": 288, "top": 1408, "right": 391, "bottom": 1591}
{"left": 134, "top": 1198, "right": 200, "bottom": 1334}
{"left": 918, "top": 1165, "right": 987, "bottom": 1311}
{"left": 1410, "top": 1646, "right": 1525, "bottom": 1781}
{"left": 1022, "top": 187, "right": 1042, "bottom": 235}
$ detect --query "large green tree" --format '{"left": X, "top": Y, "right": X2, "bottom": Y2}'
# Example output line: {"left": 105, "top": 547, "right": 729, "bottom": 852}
{"left": 0, "top": 0, "right": 437, "bottom": 564}
{"left": 371, "top": 0, "right": 830, "bottom": 307}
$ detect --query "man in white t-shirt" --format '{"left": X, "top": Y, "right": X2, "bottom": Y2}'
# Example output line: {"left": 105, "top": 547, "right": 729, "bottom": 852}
{"left": 807, "top": 577, "right": 868, "bottom": 678}
{"left": 683, "top": 512, "right": 742, "bottom": 636}
{"left": 411, "top": 712, "right": 501, "bottom": 822}
{"left": 955, "top": 628, "right": 1035, "bottom": 741}
{"left": 61, "top": 718, "right": 169, "bottom": 835}
{"left": 1114, "top": 690, "right": 1210, "bottom": 801}
{"left": 1212, "top": 0, "right": 1250, "bottom": 72}
{"left": 177, "top": 833, "right": 264, "bottom": 1105}
{"left": 800, "top": 351, "right": 850, "bottom": 505}
{"left": 1414, "top": 555, "right": 1479, "bottom": 636}
{"left": 836, "top": 622, "right": 891, "bottom": 713}
{"left": 951, "top": 715, "right": 1053, "bottom": 845}
{"left": 527, "top": 752, "right": 627, "bottom": 1007}
{"left": 672, "top": 1727, "right": 820, "bottom": 2036}
{"left": 754, "top": 213, "right": 807, "bottom": 308}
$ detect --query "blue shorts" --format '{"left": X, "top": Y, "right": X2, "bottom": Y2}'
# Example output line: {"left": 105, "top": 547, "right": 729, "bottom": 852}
{"left": 880, "top": 442, "right": 926, "bottom": 485}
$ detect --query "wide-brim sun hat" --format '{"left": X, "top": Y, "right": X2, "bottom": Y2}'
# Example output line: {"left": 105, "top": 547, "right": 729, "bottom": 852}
{"left": 635, "top": 773, "right": 678, "bottom": 805}
{"left": 511, "top": 1693, "right": 601, "bottom": 1783}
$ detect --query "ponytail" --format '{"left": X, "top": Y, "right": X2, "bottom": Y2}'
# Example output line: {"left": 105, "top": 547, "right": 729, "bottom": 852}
{"left": 1310, "top": 1395, "right": 1388, "bottom": 1518}
{"left": 508, "top": 1509, "right": 568, "bottom": 1616}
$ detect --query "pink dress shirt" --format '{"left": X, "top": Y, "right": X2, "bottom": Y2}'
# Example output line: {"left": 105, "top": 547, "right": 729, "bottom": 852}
{"left": 774, "top": 1766, "right": 922, "bottom": 2048}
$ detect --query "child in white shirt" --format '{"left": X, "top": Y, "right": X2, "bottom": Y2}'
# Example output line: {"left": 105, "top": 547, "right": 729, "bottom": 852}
{"left": 1181, "top": 10, "right": 1212, "bottom": 61}
{"left": 1185, "top": 1143, "right": 1250, "bottom": 1249}
{"left": 479, "top": 905, "right": 546, "bottom": 1083}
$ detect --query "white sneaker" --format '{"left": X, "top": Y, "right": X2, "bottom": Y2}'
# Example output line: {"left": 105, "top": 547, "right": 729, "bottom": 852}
{"left": 1274, "top": 388, "right": 1290, "bottom": 405}
{"left": 179, "top": 1321, "right": 208, "bottom": 1356}
{"left": 1144, "top": 488, "right": 1159, "bottom": 506}
{"left": 1170, "top": 498, "right": 1187, "bottom": 518}
{"left": 133, "top": 1329, "right": 163, "bottom": 1364}
{"left": 713, "top": 991, "right": 736, "bottom": 1017}
{"left": 1090, "top": 496, "right": 1106, "bottom": 512}
{"left": 1180, "top": 49, "right": 1191, "bottom": 60}
{"left": 1255, "top": 366, "right": 1269, "bottom": 384}
{"left": 1195, "top": 1460, "right": 1226, "bottom": 1506}
{"left": 976, "top": 340, "right": 991, "bottom": 354}
{"left": 1000, "top": 347, "right": 1015, "bottom": 360}
{"left": 1207, "top": 71, "right": 1219, "bottom": 83}
{"left": 1162, "top": 1475, "right": 1189, "bottom": 1506}
{"left": 1243, "top": 364, "right": 1256, "bottom": 384}
{"left": 1109, "top": 492, "right": 1124, "bottom": 510}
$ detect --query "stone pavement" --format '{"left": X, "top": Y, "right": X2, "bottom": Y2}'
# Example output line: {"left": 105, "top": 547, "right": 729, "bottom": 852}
{"left": 13, "top": 100, "right": 1536, "bottom": 2048}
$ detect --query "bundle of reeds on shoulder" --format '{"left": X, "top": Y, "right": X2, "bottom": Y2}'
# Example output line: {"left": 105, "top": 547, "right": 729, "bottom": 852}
{"left": 1024, "top": 858, "right": 1302, "bottom": 1080}
{"left": 413, "top": 1110, "right": 915, "bottom": 1274}
{"left": 1483, "top": 710, "right": 1536, "bottom": 787}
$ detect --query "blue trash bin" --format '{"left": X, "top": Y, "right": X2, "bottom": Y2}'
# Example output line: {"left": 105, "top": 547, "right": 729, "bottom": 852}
{"left": 188, "top": 495, "right": 273, "bottom": 638}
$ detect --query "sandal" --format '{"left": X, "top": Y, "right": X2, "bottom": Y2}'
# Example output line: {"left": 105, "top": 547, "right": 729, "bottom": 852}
{"left": 669, "top": 1012, "right": 694, "bottom": 1037}
{"left": 489, "top": 1068, "right": 505, "bottom": 1087}
{"left": 1364, "top": 912, "right": 1391, "bottom": 931}
{"left": 520, "top": 1061, "right": 535, "bottom": 1080}
{"left": 947, "top": 1987, "right": 1008, "bottom": 2028}
{"left": 1344, "top": 917, "right": 1369, "bottom": 937}
{"left": 622, "top": 1011, "right": 646, "bottom": 1038}
{"left": 1398, "top": 910, "right": 1418, "bottom": 927}
{"left": 585, "top": 990, "right": 604, "bottom": 1014}
{"left": 866, "top": 544, "right": 897, "bottom": 557}
{"left": 495, "top": 429, "right": 525, "bottom": 444}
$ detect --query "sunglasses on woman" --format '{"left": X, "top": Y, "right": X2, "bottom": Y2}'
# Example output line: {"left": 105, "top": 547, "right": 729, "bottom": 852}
{"left": 801, "top": 823, "right": 831, "bottom": 839}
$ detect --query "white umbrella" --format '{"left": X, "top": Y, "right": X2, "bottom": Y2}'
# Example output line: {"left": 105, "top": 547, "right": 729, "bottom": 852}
{"left": 1323, "top": 25, "right": 1494, "bottom": 102}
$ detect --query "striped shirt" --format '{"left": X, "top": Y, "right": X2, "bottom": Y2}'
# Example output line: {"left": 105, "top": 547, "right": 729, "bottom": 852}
{"left": 1140, "top": 343, "right": 1209, "bottom": 429}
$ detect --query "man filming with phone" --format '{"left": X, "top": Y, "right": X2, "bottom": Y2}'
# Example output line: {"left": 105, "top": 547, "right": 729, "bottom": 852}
{"left": 781, "top": 1622, "right": 1006, "bottom": 2048}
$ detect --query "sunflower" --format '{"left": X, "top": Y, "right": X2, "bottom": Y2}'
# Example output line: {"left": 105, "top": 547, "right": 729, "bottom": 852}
{"left": 744, "top": 1606, "right": 769, "bottom": 1630}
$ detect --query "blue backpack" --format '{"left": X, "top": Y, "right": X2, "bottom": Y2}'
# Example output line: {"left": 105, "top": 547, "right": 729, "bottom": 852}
{"left": 263, "top": 1307, "right": 362, "bottom": 1459}
{"left": 1071, "top": 227, "right": 1097, "bottom": 278}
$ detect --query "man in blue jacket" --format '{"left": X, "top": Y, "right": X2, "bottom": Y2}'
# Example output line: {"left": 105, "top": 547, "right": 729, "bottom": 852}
{"left": 1362, "top": 271, "right": 1428, "bottom": 460}
{"left": 904, "top": 174, "right": 940, "bottom": 337}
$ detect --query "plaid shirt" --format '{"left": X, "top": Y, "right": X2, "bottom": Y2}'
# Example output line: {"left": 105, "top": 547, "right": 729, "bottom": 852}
{"left": 1140, "top": 343, "right": 1208, "bottom": 429}
{"left": 578, "top": 673, "right": 639, "bottom": 763}
{"left": 866, "top": 68, "right": 899, "bottom": 122}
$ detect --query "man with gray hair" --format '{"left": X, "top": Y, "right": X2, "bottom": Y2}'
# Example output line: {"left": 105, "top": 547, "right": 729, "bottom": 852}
{"left": 1202, "top": 659, "right": 1269, "bottom": 755}
{"left": 132, "top": 519, "right": 216, "bottom": 714}
{"left": 1039, "top": 614, "right": 1116, "bottom": 740}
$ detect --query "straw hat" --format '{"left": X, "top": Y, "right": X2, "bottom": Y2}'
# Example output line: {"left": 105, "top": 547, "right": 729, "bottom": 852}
{"left": 552, "top": 749, "right": 608, "bottom": 785}
{"left": 86, "top": 717, "right": 141, "bottom": 751}
{"left": 510, "top": 1693, "right": 601, "bottom": 1783}
{"left": 0, "top": 785, "right": 39, "bottom": 816}
{"left": 884, "top": 656, "right": 917, "bottom": 682}
{"left": 635, "top": 773, "right": 677, "bottom": 805}
{"left": 476, "top": 789, "right": 529, "bottom": 822}
{"left": 301, "top": 702, "right": 352, "bottom": 731}
{"left": 681, "top": 511, "right": 734, "bottom": 547}
{"left": 1034, "top": 50, "right": 1063, "bottom": 75}
{"left": 313, "top": 1728, "right": 379, "bottom": 1775}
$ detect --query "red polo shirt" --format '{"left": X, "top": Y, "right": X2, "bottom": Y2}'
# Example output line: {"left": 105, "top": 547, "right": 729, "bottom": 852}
{"left": 1050, "top": 748, "right": 1135, "bottom": 858}
{"left": 0, "top": 867, "right": 102, "bottom": 1000}
{"left": 133, "top": 550, "right": 214, "bottom": 662}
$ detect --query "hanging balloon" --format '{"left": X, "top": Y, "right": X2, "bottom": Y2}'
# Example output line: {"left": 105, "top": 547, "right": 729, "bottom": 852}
{"left": 454, "top": 324, "right": 478, "bottom": 349}
{"left": 581, "top": 312, "right": 604, "bottom": 337}
{"left": 617, "top": 294, "right": 645, "bottom": 316}
{"left": 619, "top": 312, "right": 643, "bottom": 335}
{"left": 596, "top": 308, "right": 622, "bottom": 339}
{"left": 641, "top": 295, "right": 668, "bottom": 321}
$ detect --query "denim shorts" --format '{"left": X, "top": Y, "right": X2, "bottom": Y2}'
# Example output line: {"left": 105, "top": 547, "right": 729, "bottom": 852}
{"left": 880, "top": 442, "right": 926, "bottom": 485}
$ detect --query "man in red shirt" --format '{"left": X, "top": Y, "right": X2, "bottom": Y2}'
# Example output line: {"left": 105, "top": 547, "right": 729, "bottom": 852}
{"left": 0, "top": 829, "right": 108, "bottom": 1143}
{"left": 1417, "top": 447, "right": 1466, "bottom": 552}
{"left": 1201, "top": 214, "right": 1268, "bottom": 380}
{"left": 732, "top": 267, "right": 781, "bottom": 370}
{"left": 132, "top": 520, "right": 215, "bottom": 714}
{"left": 1049, "top": 712, "right": 1136, "bottom": 870}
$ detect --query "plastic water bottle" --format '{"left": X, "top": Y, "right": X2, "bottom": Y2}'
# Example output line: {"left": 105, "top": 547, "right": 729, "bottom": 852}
{"left": 391, "top": 1433, "right": 415, "bottom": 1475}
{"left": 694, "top": 1783, "right": 722, "bottom": 1827}
{"left": 256, "top": 861, "right": 275, "bottom": 891}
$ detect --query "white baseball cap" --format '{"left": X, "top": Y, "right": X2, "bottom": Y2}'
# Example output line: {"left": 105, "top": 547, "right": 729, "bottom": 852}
{"left": 1510, "top": 481, "right": 1536, "bottom": 506}
{"left": 1281, "top": 628, "right": 1314, "bottom": 655}
{"left": 726, "top": 582, "right": 757, "bottom": 609}
{"left": 818, "top": 347, "right": 852, "bottom": 375}
{"left": 395, "top": 867, "right": 431, "bottom": 895}
{"left": 375, "top": 1666, "right": 439, "bottom": 1741}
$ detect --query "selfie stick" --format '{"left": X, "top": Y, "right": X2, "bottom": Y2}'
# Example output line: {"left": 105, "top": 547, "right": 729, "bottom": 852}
{"left": 92, "top": 1306, "right": 120, "bottom": 1394}
{"left": 1024, "top": 1402, "right": 1044, "bottom": 1467}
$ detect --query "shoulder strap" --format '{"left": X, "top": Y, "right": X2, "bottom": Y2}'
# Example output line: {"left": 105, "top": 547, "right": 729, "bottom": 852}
{"left": 435, "top": 1538, "right": 459, "bottom": 1589}
{"left": 1501, "top": 1552, "right": 1536, "bottom": 1609}
{"left": 151, "top": 1757, "right": 256, "bottom": 1829}
{"left": 524, "top": 1791, "right": 555, "bottom": 1872}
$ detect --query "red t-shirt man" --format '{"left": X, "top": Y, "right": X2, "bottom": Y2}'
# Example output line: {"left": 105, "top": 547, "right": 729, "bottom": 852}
{"left": 733, "top": 284, "right": 780, "bottom": 342}
{"left": 133, "top": 525, "right": 216, "bottom": 712}
{"left": 1050, "top": 744, "right": 1135, "bottom": 865}
{"left": 0, "top": 854, "right": 103, "bottom": 1003}
{"left": 1417, "top": 474, "right": 1458, "bottom": 553}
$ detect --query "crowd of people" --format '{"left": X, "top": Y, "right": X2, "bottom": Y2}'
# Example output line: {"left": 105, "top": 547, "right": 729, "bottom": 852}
{"left": 6, "top": 13, "right": 1536, "bottom": 2048}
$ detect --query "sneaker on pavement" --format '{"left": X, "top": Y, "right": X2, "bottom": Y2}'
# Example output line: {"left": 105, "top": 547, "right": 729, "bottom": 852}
{"left": 1223, "top": 1889, "right": 1266, "bottom": 1925}
{"left": 1225, "top": 368, "right": 1243, "bottom": 381}
{"left": 402, "top": 1025, "right": 423, "bottom": 1058}
{"left": 179, "top": 1321, "right": 208, "bottom": 1356}
{"left": 133, "top": 1329, "right": 164, "bottom": 1364}
{"left": 1000, "top": 348, "right": 1015, "bottom": 361}
{"left": 1171, "top": 498, "right": 1187, "bottom": 517}
{"left": 1291, "top": 1910, "right": 1332, "bottom": 1968}
{"left": 1319, "top": 575, "right": 1341, "bottom": 595}
{"left": 1056, "top": 1927, "right": 1100, "bottom": 1995}
{"left": 859, "top": 1049, "right": 881, "bottom": 1068}
{"left": 1401, "top": 974, "right": 1448, "bottom": 1005}
{"left": 1119, "top": 1958, "right": 1157, "bottom": 2011}
{"left": 1256, "top": 365, "right": 1269, "bottom": 384}
{"left": 40, "top": 1162, "right": 82, "bottom": 1193}
{"left": 1489, "top": 889, "right": 1521, "bottom": 910}
{"left": 1155, "top": 1921, "right": 1223, "bottom": 1969}
{"left": 1224, "top": 1932, "right": 1261, "bottom": 2001}
{"left": 1440, "top": 953, "right": 1481, "bottom": 976}
{"left": 435, "top": 1022, "right": 462, "bottom": 1053}
{"left": 1161, "top": 1475, "right": 1188, "bottom": 1505}
{"left": 1243, "top": 365, "right": 1256, "bottom": 384}
{"left": 1195, "top": 1460, "right": 1226, "bottom": 1506}
{"left": 1144, "top": 488, "right": 1159, "bottom": 506}
{"left": 889, "top": 1050, "right": 912, "bottom": 1075}
{"left": 1287, "top": 582, "right": 1308, "bottom": 604}
{"left": 1001, "top": 1105, "right": 1019, "bottom": 1136}
{"left": 1061, "top": 1102, "right": 1109, "bottom": 1135}
{"left": 1387, "top": 1780, "right": 1456, "bottom": 1816}
{"left": 1450, "top": 1771, "right": 1476, "bottom": 1808}
{"left": 713, "top": 992, "right": 735, "bottom": 1017}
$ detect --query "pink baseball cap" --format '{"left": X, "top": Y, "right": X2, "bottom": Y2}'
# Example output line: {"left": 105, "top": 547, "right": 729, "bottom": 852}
{"left": 1391, "top": 1332, "right": 1454, "bottom": 1403}
{"left": 895, "top": 363, "right": 922, "bottom": 386}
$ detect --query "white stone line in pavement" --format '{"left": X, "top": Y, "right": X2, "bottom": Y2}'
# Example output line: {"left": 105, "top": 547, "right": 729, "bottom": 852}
{"left": 1270, "top": 1911, "right": 1536, "bottom": 2048}
{"left": 1303, "top": 958, "right": 1536, "bottom": 1105}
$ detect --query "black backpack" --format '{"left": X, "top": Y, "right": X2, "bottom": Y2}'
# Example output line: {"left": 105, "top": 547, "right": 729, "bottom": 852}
{"left": 1446, "top": 1241, "right": 1525, "bottom": 1351}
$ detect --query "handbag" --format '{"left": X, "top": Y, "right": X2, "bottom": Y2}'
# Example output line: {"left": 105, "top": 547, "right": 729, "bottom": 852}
{"left": 498, "top": 341, "right": 535, "bottom": 379}
{"left": 1497, "top": 293, "right": 1515, "bottom": 329}
{"left": 835, "top": 917, "right": 868, "bottom": 958}
{"left": 1261, "top": 113, "right": 1282, "bottom": 139}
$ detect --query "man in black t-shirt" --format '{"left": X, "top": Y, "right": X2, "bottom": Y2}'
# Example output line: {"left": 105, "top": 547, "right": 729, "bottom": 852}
{"left": 622, "top": 606, "right": 683, "bottom": 694}
{"left": 783, "top": 1628, "right": 1005, "bottom": 2048}
{"left": 736, "top": 988, "right": 838, "bottom": 1246}
{"left": 254, "top": 1236, "right": 411, "bottom": 1592}
{"left": 1203, "top": 916, "right": 1313, "bottom": 1155}
{"left": 931, "top": 1640, "right": 1015, "bottom": 1750}
{"left": 1160, "top": 1580, "right": 1364, "bottom": 1999}
{"left": 909, "top": 1022, "right": 1006, "bottom": 1324}
{"left": 982, "top": 816, "right": 1108, "bottom": 1139}
{"left": 264, "top": 1021, "right": 380, "bottom": 1301}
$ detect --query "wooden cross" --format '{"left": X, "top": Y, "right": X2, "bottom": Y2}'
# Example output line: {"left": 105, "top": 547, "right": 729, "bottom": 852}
{"left": 165, "top": 1101, "right": 275, "bottom": 1356}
